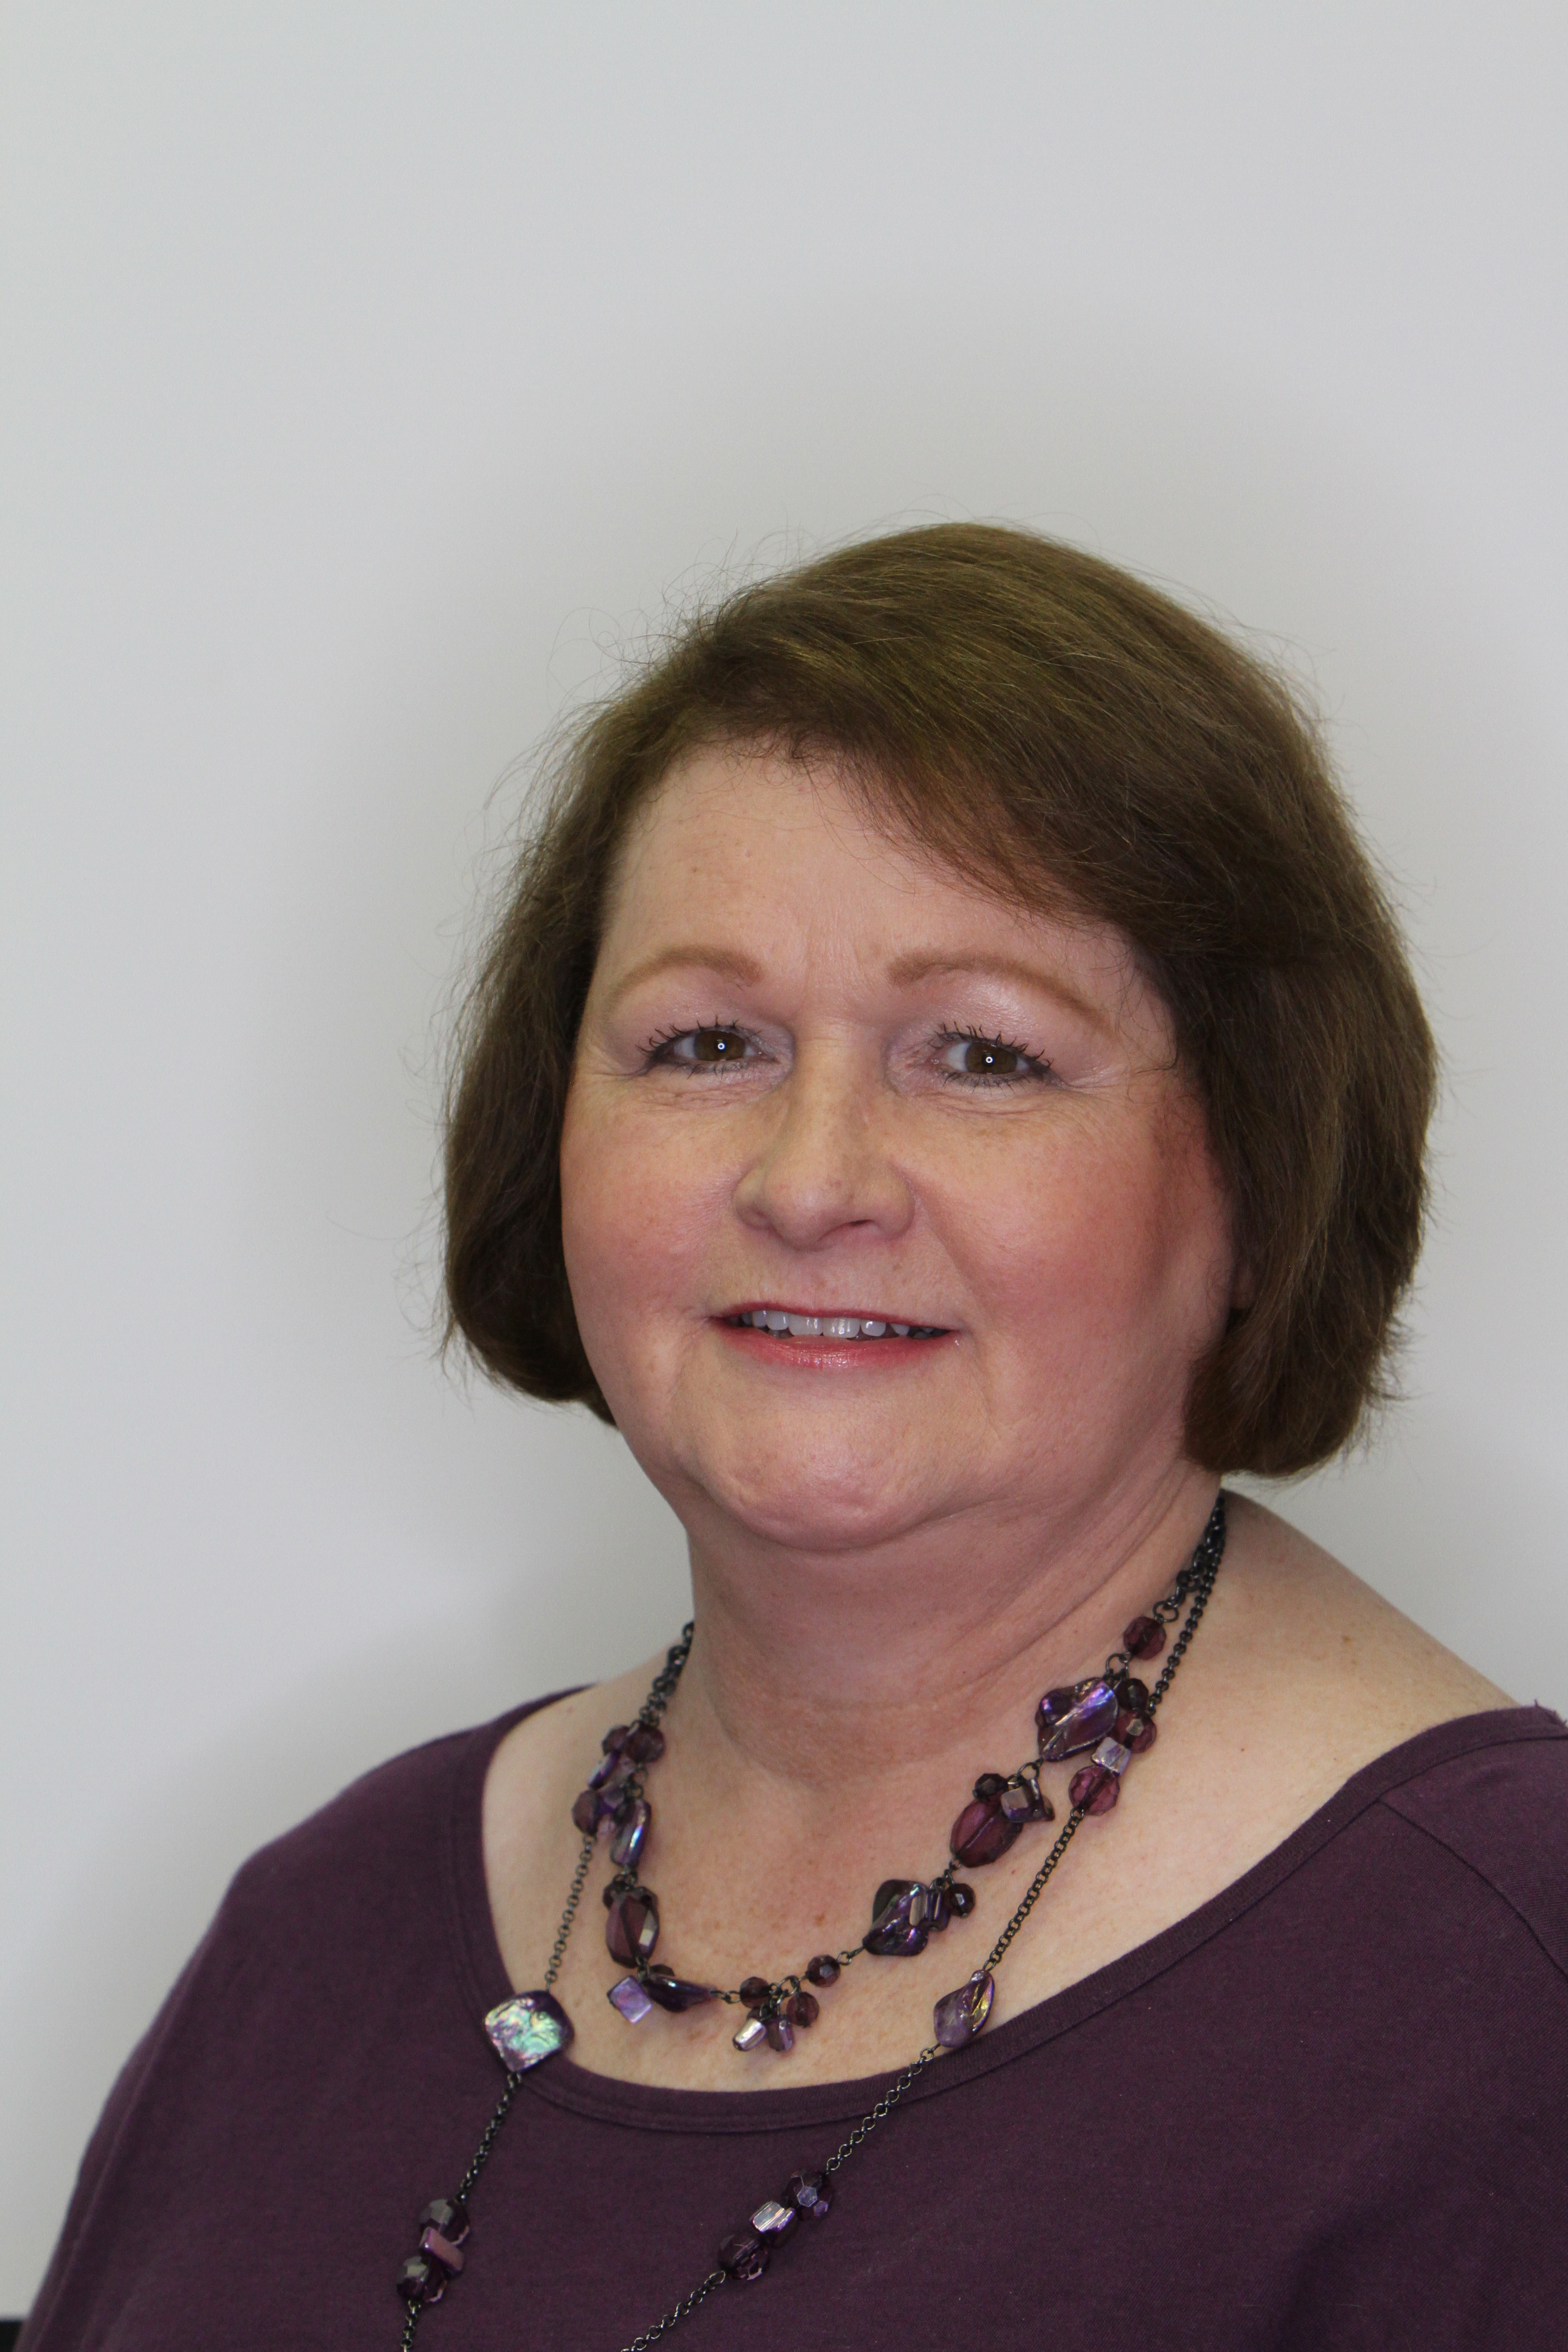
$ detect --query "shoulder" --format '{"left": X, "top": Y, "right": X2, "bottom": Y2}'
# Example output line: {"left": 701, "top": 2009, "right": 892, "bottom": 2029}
{"left": 215, "top": 1700, "right": 556, "bottom": 1960}
{"left": 1374, "top": 1714, "right": 1568, "bottom": 1980}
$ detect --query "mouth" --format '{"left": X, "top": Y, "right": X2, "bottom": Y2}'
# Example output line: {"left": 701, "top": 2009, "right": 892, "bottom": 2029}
{"left": 721, "top": 1307, "right": 952, "bottom": 1342}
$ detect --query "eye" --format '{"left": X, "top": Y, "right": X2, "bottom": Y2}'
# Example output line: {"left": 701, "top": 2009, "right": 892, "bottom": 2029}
{"left": 647, "top": 1024, "right": 764, "bottom": 1073}
{"left": 936, "top": 1029, "right": 1049, "bottom": 1085}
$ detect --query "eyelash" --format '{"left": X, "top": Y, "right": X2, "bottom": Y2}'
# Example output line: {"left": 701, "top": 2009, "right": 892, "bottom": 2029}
{"left": 934, "top": 1025, "right": 1051, "bottom": 1088}
{"left": 641, "top": 1021, "right": 1051, "bottom": 1087}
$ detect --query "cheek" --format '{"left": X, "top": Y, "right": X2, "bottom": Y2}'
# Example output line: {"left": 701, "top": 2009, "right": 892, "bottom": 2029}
{"left": 951, "top": 1099, "right": 1231, "bottom": 1357}
{"left": 559, "top": 1087, "right": 719, "bottom": 1372}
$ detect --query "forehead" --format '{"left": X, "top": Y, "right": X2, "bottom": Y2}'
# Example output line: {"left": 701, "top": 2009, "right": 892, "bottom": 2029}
{"left": 598, "top": 743, "right": 1156, "bottom": 1027}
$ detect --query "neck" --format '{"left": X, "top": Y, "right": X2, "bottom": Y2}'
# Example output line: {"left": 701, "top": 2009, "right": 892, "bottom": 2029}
{"left": 672, "top": 1458, "right": 1222, "bottom": 1805}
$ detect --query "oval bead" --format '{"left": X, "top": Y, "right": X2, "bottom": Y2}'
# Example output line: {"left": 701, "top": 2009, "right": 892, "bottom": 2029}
{"left": 949, "top": 1796, "right": 1021, "bottom": 1868}
{"left": 605, "top": 1890, "right": 659, "bottom": 1966}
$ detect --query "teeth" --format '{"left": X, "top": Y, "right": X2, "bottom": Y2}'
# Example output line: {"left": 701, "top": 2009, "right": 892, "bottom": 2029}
{"left": 738, "top": 1309, "right": 933, "bottom": 1340}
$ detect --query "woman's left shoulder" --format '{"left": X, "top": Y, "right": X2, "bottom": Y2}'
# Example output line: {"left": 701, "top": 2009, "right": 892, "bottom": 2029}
{"left": 1372, "top": 1705, "right": 1568, "bottom": 1965}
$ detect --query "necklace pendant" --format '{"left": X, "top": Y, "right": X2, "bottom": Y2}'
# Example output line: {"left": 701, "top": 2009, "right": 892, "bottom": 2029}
{"left": 485, "top": 1988, "right": 574, "bottom": 2071}
{"left": 1035, "top": 1678, "right": 1120, "bottom": 1762}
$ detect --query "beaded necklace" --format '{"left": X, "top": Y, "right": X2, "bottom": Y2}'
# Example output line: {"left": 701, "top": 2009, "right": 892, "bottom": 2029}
{"left": 394, "top": 1493, "right": 1226, "bottom": 2347}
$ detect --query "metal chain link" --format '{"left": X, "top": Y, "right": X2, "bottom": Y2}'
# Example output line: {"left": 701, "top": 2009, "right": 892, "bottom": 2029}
{"left": 617, "top": 2269, "right": 727, "bottom": 2352}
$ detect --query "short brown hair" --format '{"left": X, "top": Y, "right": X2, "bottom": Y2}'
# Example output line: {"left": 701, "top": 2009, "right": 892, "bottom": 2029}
{"left": 444, "top": 523, "right": 1435, "bottom": 1475}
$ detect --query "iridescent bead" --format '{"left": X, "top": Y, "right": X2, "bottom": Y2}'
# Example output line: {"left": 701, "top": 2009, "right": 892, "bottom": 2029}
{"left": 484, "top": 1988, "right": 574, "bottom": 2071}
{"left": 765, "top": 2013, "right": 796, "bottom": 2053}
{"left": 1116, "top": 1707, "right": 1156, "bottom": 1754}
{"left": 783, "top": 1989, "right": 819, "bottom": 2027}
{"left": 933, "top": 1967, "right": 995, "bottom": 2048}
{"left": 864, "top": 1879, "right": 931, "bottom": 1955}
{"left": 925, "top": 1881, "right": 951, "bottom": 1932}
{"left": 1093, "top": 1735, "right": 1132, "bottom": 1775}
{"left": 998, "top": 1782, "right": 1038, "bottom": 1824}
{"left": 419, "top": 2199, "right": 469, "bottom": 2245}
{"left": 947, "top": 1880, "right": 977, "bottom": 1916}
{"left": 605, "top": 1890, "right": 659, "bottom": 1967}
{"left": 718, "top": 2229, "right": 770, "bottom": 2282}
{"left": 733, "top": 2011, "right": 768, "bottom": 2051}
{"left": 739, "top": 1975, "right": 772, "bottom": 2006}
{"left": 750, "top": 2198, "right": 799, "bottom": 2244}
{"left": 1068, "top": 1761, "right": 1120, "bottom": 1814}
{"left": 785, "top": 2169, "right": 834, "bottom": 2220}
{"left": 1036, "top": 1680, "right": 1121, "bottom": 1762}
{"left": 609, "top": 1797, "right": 650, "bottom": 1870}
{"left": 589, "top": 1746, "right": 637, "bottom": 1794}
{"left": 608, "top": 1975, "right": 655, "bottom": 2024}
{"left": 642, "top": 1967, "right": 720, "bottom": 2012}
{"left": 1122, "top": 1613, "right": 1167, "bottom": 1661}
{"left": 949, "top": 1795, "right": 1021, "bottom": 1868}
{"left": 804, "top": 1953, "right": 841, "bottom": 1986}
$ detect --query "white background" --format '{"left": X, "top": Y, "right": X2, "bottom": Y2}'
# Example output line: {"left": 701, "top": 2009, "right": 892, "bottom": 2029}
{"left": 4, "top": 2, "right": 1566, "bottom": 2315}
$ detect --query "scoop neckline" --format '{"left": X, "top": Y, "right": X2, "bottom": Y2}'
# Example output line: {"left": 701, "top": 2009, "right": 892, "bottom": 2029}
{"left": 442, "top": 1695, "right": 1563, "bottom": 2137}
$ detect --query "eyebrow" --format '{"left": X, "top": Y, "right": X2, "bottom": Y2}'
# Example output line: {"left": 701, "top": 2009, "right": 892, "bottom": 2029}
{"left": 603, "top": 946, "right": 765, "bottom": 1009}
{"left": 603, "top": 943, "right": 1108, "bottom": 1030}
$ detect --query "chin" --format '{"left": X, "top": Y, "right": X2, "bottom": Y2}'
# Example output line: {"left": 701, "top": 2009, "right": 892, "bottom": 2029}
{"left": 679, "top": 1426, "right": 956, "bottom": 1556}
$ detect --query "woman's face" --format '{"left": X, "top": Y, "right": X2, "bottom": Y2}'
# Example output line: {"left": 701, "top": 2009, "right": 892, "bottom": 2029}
{"left": 562, "top": 746, "right": 1239, "bottom": 1558}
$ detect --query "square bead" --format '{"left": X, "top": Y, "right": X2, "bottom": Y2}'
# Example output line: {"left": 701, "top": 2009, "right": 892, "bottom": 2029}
{"left": 484, "top": 1989, "right": 574, "bottom": 2071}
{"left": 608, "top": 1975, "right": 655, "bottom": 2024}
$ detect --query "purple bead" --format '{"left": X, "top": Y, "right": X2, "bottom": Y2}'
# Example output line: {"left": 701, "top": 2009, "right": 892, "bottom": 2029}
{"left": 1116, "top": 1676, "right": 1152, "bottom": 1715}
{"left": 397, "top": 2254, "right": 445, "bottom": 2307}
{"left": 418, "top": 2199, "right": 469, "bottom": 2246}
{"left": 589, "top": 1746, "right": 637, "bottom": 1793}
{"left": 933, "top": 1968, "right": 995, "bottom": 2048}
{"left": 949, "top": 1795, "right": 1021, "bottom": 1868}
{"left": 864, "top": 1879, "right": 931, "bottom": 1956}
{"left": 620, "top": 1722, "right": 666, "bottom": 1765}
{"left": 1116, "top": 1706, "right": 1156, "bottom": 1754}
{"left": 718, "top": 2229, "right": 770, "bottom": 2282}
{"left": 750, "top": 2197, "right": 799, "bottom": 2244}
{"left": 1036, "top": 1679, "right": 1121, "bottom": 1763}
{"left": 420, "top": 2227, "right": 466, "bottom": 2279}
{"left": 605, "top": 1890, "right": 659, "bottom": 1967}
{"left": 785, "top": 2169, "right": 834, "bottom": 2220}
{"left": 947, "top": 1880, "right": 977, "bottom": 1916}
{"left": 600, "top": 1723, "right": 630, "bottom": 1754}
{"left": 1123, "top": 1613, "right": 1167, "bottom": 1661}
{"left": 642, "top": 1967, "right": 720, "bottom": 2013}
{"left": 733, "top": 2011, "right": 768, "bottom": 2051}
{"left": 738, "top": 1975, "right": 772, "bottom": 2006}
{"left": 608, "top": 1974, "right": 655, "bottom": 2024}
{"left": 804, "top": 1953, "right": 841, "bottom": 1986}
{"left": 925, "top": 1881, "right": 951, "bottom": 1932}
{"left": 973, "top": 1770, "right": 1008, "bottom": 1799}
{"left": 764, "top": 2013, "right": 796, "bottom": 2053}
{"left": 1069, "top": 1760, "right": 1120, "bottom": 1814}
{"left": 610, "top": 1797, "right": 650, "bottom": 1869}
{"left": 783, "top": 1989, "right": 818, "bottom": 2027}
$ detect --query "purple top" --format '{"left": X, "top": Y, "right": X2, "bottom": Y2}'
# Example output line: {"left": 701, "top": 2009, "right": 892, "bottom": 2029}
{"left": 22, "top": 1699, "right": 1568, "bottom": 2350}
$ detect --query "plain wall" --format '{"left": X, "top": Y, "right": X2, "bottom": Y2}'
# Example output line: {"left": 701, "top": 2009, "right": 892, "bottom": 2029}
{"left": 3, "top": 1, "right": 1565, "bottom": 2313}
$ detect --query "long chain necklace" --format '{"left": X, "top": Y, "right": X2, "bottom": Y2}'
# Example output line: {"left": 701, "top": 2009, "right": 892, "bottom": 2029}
{"left": 394, "top": 1493, "right": 1226, "bottom": 2347}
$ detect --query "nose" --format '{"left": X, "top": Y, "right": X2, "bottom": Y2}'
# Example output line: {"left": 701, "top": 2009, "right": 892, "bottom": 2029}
{"left": 732, "top": 1042, "right": 915, "bottom": 1249}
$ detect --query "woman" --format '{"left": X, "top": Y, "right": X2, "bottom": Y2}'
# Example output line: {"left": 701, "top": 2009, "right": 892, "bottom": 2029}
{"left": 23, "top": 526, "right": 1567, "bottom": 2350}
